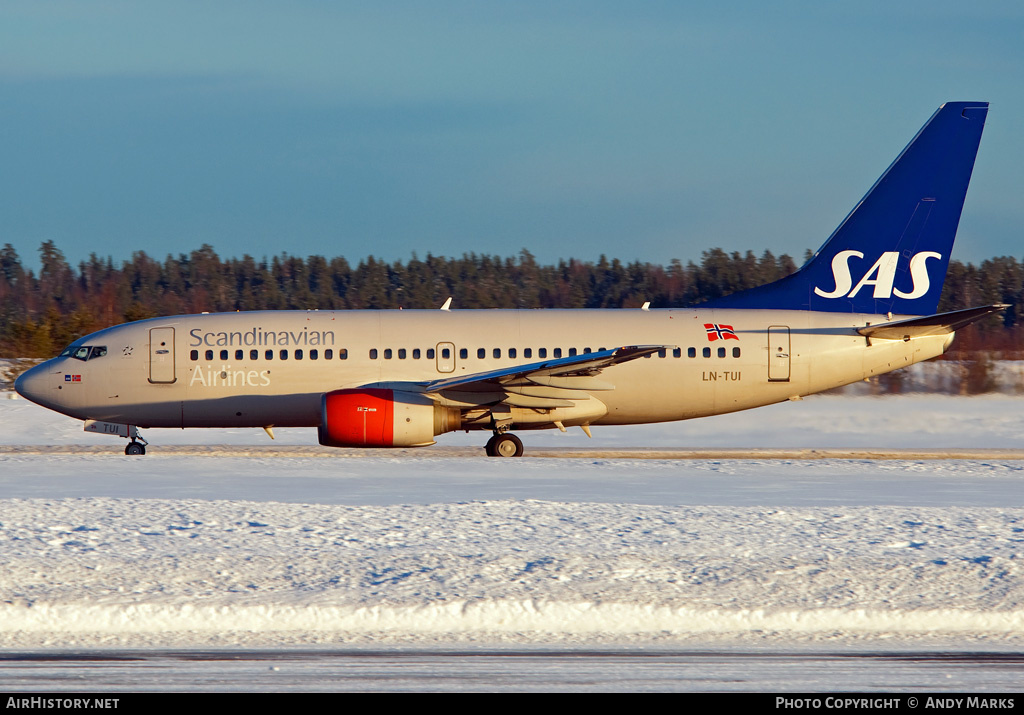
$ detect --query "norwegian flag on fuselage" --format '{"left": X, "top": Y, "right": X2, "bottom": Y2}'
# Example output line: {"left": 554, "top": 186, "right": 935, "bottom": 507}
{"left": 704, "top": 323, "right": 739, "bottom": 341}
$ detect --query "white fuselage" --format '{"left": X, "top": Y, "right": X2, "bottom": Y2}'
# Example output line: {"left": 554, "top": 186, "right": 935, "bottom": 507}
{"left": 19, "top": 308, "right": 952, "bottom": 433}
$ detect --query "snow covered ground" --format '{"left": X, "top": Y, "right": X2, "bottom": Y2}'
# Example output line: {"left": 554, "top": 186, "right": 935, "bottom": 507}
{"left": 2, "top": 392, "right": 1024, "bottom": 653}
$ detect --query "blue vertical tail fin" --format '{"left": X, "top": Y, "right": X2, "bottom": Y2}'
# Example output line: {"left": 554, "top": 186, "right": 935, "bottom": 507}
{"left": 704, "top": 101, "right": 988, "bottom": 314}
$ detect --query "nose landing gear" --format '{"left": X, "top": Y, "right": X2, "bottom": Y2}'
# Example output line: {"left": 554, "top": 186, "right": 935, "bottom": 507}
{"left": 124, "top": 439, "right": 147, "bottom": 456}
{"left": 84, "top": 419, "right": 150, "bottom": 455}
{"left": 123, "top": 427, "right": 149, "bottom": 456}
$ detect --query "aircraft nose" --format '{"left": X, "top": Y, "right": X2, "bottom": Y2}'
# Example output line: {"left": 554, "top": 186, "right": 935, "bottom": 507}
{"left": 15, "top": 362, "right": 57, "bottom": 408}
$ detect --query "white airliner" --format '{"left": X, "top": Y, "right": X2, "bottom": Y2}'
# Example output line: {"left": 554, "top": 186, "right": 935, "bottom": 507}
{"left": 15, "top": 102, "right": 1003, "bottom": 456}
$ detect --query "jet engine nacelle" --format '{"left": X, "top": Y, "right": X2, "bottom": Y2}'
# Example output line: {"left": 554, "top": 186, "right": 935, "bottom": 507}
{"left": 318, "top": 388, "right": 461, "bottom": 448}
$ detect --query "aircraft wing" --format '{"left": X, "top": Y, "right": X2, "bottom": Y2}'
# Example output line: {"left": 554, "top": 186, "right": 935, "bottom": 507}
{"left": 422, "top": 345, "right": 667, "bottom": 408}
{"left": 857, "top": 304, "right": 1008, "bottom": 340}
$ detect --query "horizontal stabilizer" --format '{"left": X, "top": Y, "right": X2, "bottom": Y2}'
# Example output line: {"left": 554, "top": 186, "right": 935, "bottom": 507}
{"left": 857, "top": 304, "right": 1008, "bottom": 340}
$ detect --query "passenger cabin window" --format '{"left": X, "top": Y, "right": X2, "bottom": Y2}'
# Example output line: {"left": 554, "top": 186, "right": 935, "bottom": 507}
{"left": 295, "top": 349, "right": 303, "bottom": 360}
{"left": 569, "top": 348, "right": 577, "bottom": 356}
{"left": 220, "top": 350, "right": 229, "bottom": 361}
{"left": 280, "top": 349, "right": 288, "bottom": 360}
{"left": 441, "top": 347, "right": 451, "bottom": 359}
{"left": 250, "top": 349, "right": 259, "bottom": 360}
{"left": 733, "top": 347, "right": 741, "bottom": 358}
{"left": 369, "top": 349, "right": 378, "bottom": 360}
{"left": 459, "top": 348, "right": 467, "bottom": 359}
{"left": 427, "top": 348, "right": 435, "bottom": 359}
{"left": 338, "top": 349, "right": 346, "bottom": 360}
{"left": 524, "top": 348, "right": 533, "bottom": 359}
{"left": 190, "top": 350, "right": 199, "bottom": 361}
{"left": 688, "top": 347, "right": 696, "bottom": 358}
{"left": 553, "top": 348, "right": 562, "bottom": 358}
{"left": 206, "top": 349, "right": 214, "bottom": 361}
{"left": 265, "top": 350, "right": 273, "bottom": 360}
{"left": 493, "top": 348, "right": 501, "bottom": 359}
{"left": 538, "top": 348, "right": 547, "bottom": 358}
{"left": 703, "top": 347, "right": 711, "bottom": 358}
{"left": 718, "top": 347, "right": 726, "bottom": 358}
{"left": 509, "top": 348, "right": 517, "bottom": 359}
{"left": 310, "top": 349, "right": 318, "bottom": 360}
{"left": 235, "top": 349, "right": 244, "bottom": 360}
{"left": 412, "top": 348, "right": 421, "bottom": 359}
{"left": 673, "top": 348, "right": 682, "bottom": 358}
{"left": 477, "top": 348, "right": 486, "bottom": 359}
{"left": 325, "top": 349, "right": 334, "bottom": 359}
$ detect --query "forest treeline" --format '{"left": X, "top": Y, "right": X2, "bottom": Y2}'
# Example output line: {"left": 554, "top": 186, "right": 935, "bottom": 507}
{"left": 1, "top": 240, "right": 1023, "bottom": 359}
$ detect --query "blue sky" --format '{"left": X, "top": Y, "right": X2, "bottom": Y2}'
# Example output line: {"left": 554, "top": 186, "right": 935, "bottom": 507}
{"left": 1, "top": 1, "right": 1021, "bottom": 271}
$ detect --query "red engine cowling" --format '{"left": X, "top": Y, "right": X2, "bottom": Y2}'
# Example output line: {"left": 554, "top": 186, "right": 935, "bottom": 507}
{"left": 318, "top": 388, "right": 461, "bottom": 448}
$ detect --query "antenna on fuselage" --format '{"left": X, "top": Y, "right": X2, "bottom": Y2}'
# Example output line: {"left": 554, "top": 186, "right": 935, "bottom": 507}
{"left": 440, "top": 297, "right": 453, "bottom": 311}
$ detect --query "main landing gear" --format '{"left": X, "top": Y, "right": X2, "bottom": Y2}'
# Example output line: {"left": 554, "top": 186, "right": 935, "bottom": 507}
{"left": 485, "top": 432, "right": 524, "bottom": 458}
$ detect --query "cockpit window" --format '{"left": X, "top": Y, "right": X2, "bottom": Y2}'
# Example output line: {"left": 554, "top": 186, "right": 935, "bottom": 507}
{"left": 59, "top": 345, "right": 90, "bottom": 361}
{"left": 59, "top": 345, "right": 107, "bottom": 361}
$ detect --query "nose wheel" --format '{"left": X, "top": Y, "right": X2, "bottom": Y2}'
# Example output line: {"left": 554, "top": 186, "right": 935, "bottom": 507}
{"left": 485, "top": 432, "right": 524, "bottom": 457}
{"left": 123, "top": 428, "right": 148, "bottom": 456}
{"left": 124, "top": 440, "right": 147, "bottom": 456}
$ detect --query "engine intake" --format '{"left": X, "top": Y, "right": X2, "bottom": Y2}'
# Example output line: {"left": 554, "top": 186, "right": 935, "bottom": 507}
{"left": 318, "top": 388, "right": 461, "bottom": 448}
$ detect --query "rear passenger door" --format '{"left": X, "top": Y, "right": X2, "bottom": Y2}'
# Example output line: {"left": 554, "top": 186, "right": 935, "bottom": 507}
{"left": 767, "top": 326, "right": 790, "bottom": 382}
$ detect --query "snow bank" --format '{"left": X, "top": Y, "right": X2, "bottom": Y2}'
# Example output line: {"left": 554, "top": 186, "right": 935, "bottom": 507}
{"left": 3, "top": 498, "right": 1024, "bottom": 646}
{"left": 4, "top": 391, "right": 1024, "bottom": 647}
{"left": 5, "top": 603, "right": 1024, "bottom": 643}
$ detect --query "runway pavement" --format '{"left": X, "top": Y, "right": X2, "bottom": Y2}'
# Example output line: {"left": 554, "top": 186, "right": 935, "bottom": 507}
{"left": 5, "top": 444, "right": 1024, "bottom": 459}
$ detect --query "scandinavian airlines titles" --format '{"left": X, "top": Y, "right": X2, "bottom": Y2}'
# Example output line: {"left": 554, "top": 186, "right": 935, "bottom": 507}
{"left": 190, "top": 364, "right": 272, "bottom": 388}
{"left": 813, "top": 250, "right": 942, "bottom": 300}
{"left": 188, "top": 327, "right": 336, "bottom": 347}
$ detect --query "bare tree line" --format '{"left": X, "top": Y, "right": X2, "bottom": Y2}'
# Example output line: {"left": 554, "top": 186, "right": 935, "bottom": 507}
{"left": 1, "top": 241, "right": 1020, "bottom": 367}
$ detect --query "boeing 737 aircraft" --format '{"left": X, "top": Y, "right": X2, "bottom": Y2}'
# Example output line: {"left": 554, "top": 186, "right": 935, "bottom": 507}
{"left": 16, "top": 102, "right": 1004, "bottom": 456}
